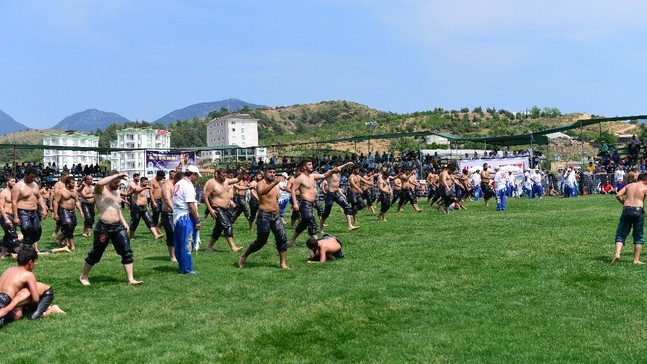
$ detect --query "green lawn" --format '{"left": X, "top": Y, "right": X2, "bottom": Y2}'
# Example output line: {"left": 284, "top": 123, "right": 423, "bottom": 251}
{"left": 2, "top": 195, "right": 645, "bottom": 363}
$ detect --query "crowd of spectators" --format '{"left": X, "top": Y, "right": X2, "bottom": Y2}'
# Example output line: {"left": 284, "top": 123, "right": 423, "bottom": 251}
{"left": 0, "top": 162, "right": 106, "bottom": 187}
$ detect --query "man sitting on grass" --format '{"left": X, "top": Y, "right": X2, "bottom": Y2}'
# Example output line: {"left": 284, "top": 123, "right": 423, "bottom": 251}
{"left": 611, "top": 172, "right": 647, "bottom": 265}
{"left": 0, "top": 246, "right": 65, "bottom": 328}
{"left": 306, "top": 234, "right": 345, "bottom": 264}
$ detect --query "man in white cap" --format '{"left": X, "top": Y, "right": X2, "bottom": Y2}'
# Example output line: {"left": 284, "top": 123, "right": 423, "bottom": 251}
{"left": 493, "top": 166, "right": 507, "bottom": 211}
{"left": 172, "top": 165, "right": 202, "bottom": 274}
{"left": 277, "top": 172, "right": 291, "bottom": 222}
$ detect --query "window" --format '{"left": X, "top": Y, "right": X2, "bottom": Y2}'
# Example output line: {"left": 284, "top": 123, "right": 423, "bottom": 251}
{"left": 241, "top": 128, "right": 245, "bottom": 133}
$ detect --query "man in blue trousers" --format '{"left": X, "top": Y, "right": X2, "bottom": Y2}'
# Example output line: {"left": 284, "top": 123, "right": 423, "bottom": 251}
{"left": 172, "top": 165, "right": 202, "bottom": 274}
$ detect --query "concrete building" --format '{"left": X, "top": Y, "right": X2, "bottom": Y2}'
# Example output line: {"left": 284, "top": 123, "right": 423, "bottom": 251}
{"left": 43, "top": 131, "right": 99, "bottom": 169}
{"left": 201, "top": 113, "right": 266, "bottom": 163}
{"left": 109, "top": 127, "right": 171, "bottom": 177}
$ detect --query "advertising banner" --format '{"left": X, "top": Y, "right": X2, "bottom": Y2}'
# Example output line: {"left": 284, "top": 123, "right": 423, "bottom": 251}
{"left": 458, "top": 157, "right": 530, "bottom": 173}
{"left": 145, "top": 150, "right": 195, "bottom": 176}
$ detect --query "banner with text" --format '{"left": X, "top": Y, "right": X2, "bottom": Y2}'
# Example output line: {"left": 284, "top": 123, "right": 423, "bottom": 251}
{"left": 458, "top": 157, "right": 530, "bottom": 173}
{"left": 145, "top": 150, "right": 195, "bottom": 176}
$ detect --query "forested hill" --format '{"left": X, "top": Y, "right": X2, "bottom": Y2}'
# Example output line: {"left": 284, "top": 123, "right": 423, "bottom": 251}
{"left": 93, "top": 101, "right": 630, "bottom": 155}
{"left": 247, "top": 101, "right": 606, "bottom": 146}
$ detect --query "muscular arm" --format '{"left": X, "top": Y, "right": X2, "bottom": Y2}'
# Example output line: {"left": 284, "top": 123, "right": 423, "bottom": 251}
{"left": 11, "top": 185, "right": 19, "bottom": 223}
{"left": 258, "top": 180, "right": 280, "bottom": 196}
{"left": 0, "top": 192, "right": 8, "bottom": 224}
{"left": 95, "top": 173, "right": 126, "bottom": 194}
{"left": 53, "top": 192, "right": 61, "bottom": 220}
{"left": 291, "top": 178, "right": 302, "bottom": 209}
{"left": 74, "top": 193, "right": 84, "bottom": 219}
{"left": 203, "top": 181, "right": 215, "bottom": 217}
{"left": 188, "top": 202, "right": 201, "bottom": 230}
{"left": 616, "top": 186, "right": 627, "bottom": 204}
{"left": 25, "top": 272, "right": 40, "bottom": 303}
{"left": 162, "top": 186, "right": 173, "bottom": 212}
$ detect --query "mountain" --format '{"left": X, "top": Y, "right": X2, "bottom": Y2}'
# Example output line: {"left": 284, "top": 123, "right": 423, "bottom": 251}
{"left": 154, "top": 98, "right": 265, "bottom": 125}
{"left": 0, "top": 109, "right": 30, "bottom": 135}
{"left": 52, "top": 109, "right": 131, "bottom": 132}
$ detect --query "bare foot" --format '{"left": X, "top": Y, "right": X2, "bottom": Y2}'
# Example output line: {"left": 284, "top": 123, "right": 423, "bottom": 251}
{"left": 238, "top": 255, "right": 247, "bottom": 268}
{"left": 323, "top": 223, "right": 329, "bottom": 227}
{"left": 231, "top": 246, "right": 243, "bottom": 252}
{"left": 611, "top": 257, "right": 620, "bottom": 265}
{"left": 634, "top": 260, "right": 645, "bottom": 265}
{"left": 348, "top": 225, "right": 359, "bottom": 231}
{"left": 51, "top": 232, "right": 57, "bottom": 237}
{"left": 79, "top": 275, "right": 91, "bottom": 286}
{"left": 170, "top": 257, "right": 177, "bottom": 262}
{"left": 50, "top": 305, "right": 66, "bottom": 314}
{"left": 288, "top": 241, "right": 296, "bottom": 247}
{"left": 416, "top": 209, "right": 423, "bottom": 213}
{"left": 205, "top": 247, "right": 214, "bottom": 252}
{"left": 61, "top": 246, "right": 71, "bottom": 253}
{"left": 128, "top": 279, "right": 144, "bottom": 285}
{"left": 280, "top": 264, "right": 290, "bottom": 270}
{"left": 154, "top": 234, "right": 165, "bottom": 240}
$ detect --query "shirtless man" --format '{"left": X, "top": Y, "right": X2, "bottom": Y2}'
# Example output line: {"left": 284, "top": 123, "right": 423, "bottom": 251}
{"left": 377, "top": 168, "right": 393, "bottom": 221}
{"left": 287, "top": 171, "right": 301, "bottom": 228}
{"left": 626, "top": 168, "right": 638, "bottom": 184}
{"left": 480, "top": 163, "right": 494, "bottom": 206}
{"left": 391, "top": 171, "right": 403, "bottom": 206}
{"left": 53, "top": 176, "right": 84, "bottom": 250}
{"left": 231, "top": 178, "right": 252, "bottom": 225}
{"left": 204, "top": 166, "right": 247, "bottom": 252}
{"left": 247, "top": 172, "right": 263, "bottom": 231}
{"left": 425, "top": 169, "right": 438, "bottom": 205}
{"left": 0, "top": 246, "right": 64, "bottom": 328}
{"left": 149, "top": 170, "right": 165, "bottom": 230}
{"left": 397, "top": 167, "right": 422, "bottom": 213}
{"left": 161, "top": 171, "right": 181, "bottom": 262}
{"left": 611, "top": 172, "right": 647, "bottom": 265}
{"left": 238, "top": 166, "right": 290, "bottom": 269}
{"left": 0, "top": 176, "right": 19, "bottom": 258}
{"left": 438, "top": 165, "right": 457, "bottom": 214}
{"left": 12, "top": 166, "right": 48, "bottom": 248}
{"left": 40, "top": 184, "right": 52, "bottom": 216}
{"left": 361, "top": 170, "right": 377, "bottom": 214}
{"left": 348, "top": 167, "right": 368, "bottom": 223}
{"left": 125, "top": 173, "right": 140, "bottom": 213}
{"left": 319, "top": 161, "right": 357, "bottom": 233}
{"left": 306, "top": 234, "right": 345, "bottom": 264}
{"left": 129, "top": 177, "right": 164, "bottom": 240}
{"left": 51, "top": 170, "right": 69, "bottom": 237}
{"left": 77, "top": 175, "right": 95, "bottom": 237}
{"left": 288, "top": 159, "right": 343, "bottom": 247}
{"left": 80, "top": 171, "right": 143, "bottom": 285}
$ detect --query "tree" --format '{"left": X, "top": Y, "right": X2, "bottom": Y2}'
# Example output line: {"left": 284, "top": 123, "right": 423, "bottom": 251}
{"left": 529, "top": 106, "right": 541, "bottom": 119}
{"left": 472, "top": 106, "right": 483, "bottom": 115}
{"left": 595, "top": 130, "right": 618, "bottom": 146}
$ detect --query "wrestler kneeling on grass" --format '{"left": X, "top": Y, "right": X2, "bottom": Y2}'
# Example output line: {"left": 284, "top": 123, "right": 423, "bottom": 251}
{"left": 306, "top": 234, "right": 345, "bottom": 264}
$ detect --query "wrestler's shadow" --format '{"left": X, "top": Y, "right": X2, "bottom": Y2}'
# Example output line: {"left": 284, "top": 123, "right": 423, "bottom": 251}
{"left": 152, "top": 265, "right": 178, "bottom": 272}
{"left": 83, "top": 275, "right": 120, "bottom": 284}
{"left": 145, "top": 256, "right": 173, "bottom": 262}
{"left": 233, "top": 261, "right": 281, "bottom": 269}
{"left": 593, "top": 255, "right": 614, "bottom": 263}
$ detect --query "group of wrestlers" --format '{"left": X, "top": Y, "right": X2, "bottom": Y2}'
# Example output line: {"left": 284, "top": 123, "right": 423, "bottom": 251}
{"left": 0, "top": 159, "right": 521, "bottom": 328}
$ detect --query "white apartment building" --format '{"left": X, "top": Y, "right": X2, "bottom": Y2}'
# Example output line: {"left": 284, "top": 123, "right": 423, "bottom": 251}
{"left": 201, "top": 113, "right": 266, "bottom": 163}
{"left": 43, "top": 131, "right": 99, "bottom": 169}
{"left": 109, "top": 127, "right": 171, "bottom": 177}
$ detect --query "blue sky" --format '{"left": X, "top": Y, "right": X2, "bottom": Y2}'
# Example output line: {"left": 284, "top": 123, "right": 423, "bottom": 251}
{"left": 1, "top": 0, "right": 645, "bottom": 130}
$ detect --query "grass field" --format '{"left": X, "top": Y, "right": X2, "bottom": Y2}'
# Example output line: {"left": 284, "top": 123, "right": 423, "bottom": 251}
{"left": 1, "top": 195, "right": 645, "bottom": 363}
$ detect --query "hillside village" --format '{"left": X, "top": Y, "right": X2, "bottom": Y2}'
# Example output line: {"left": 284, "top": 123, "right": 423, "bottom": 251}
{"left": 0, "top": 100, "right": 645, "bottom": 173}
